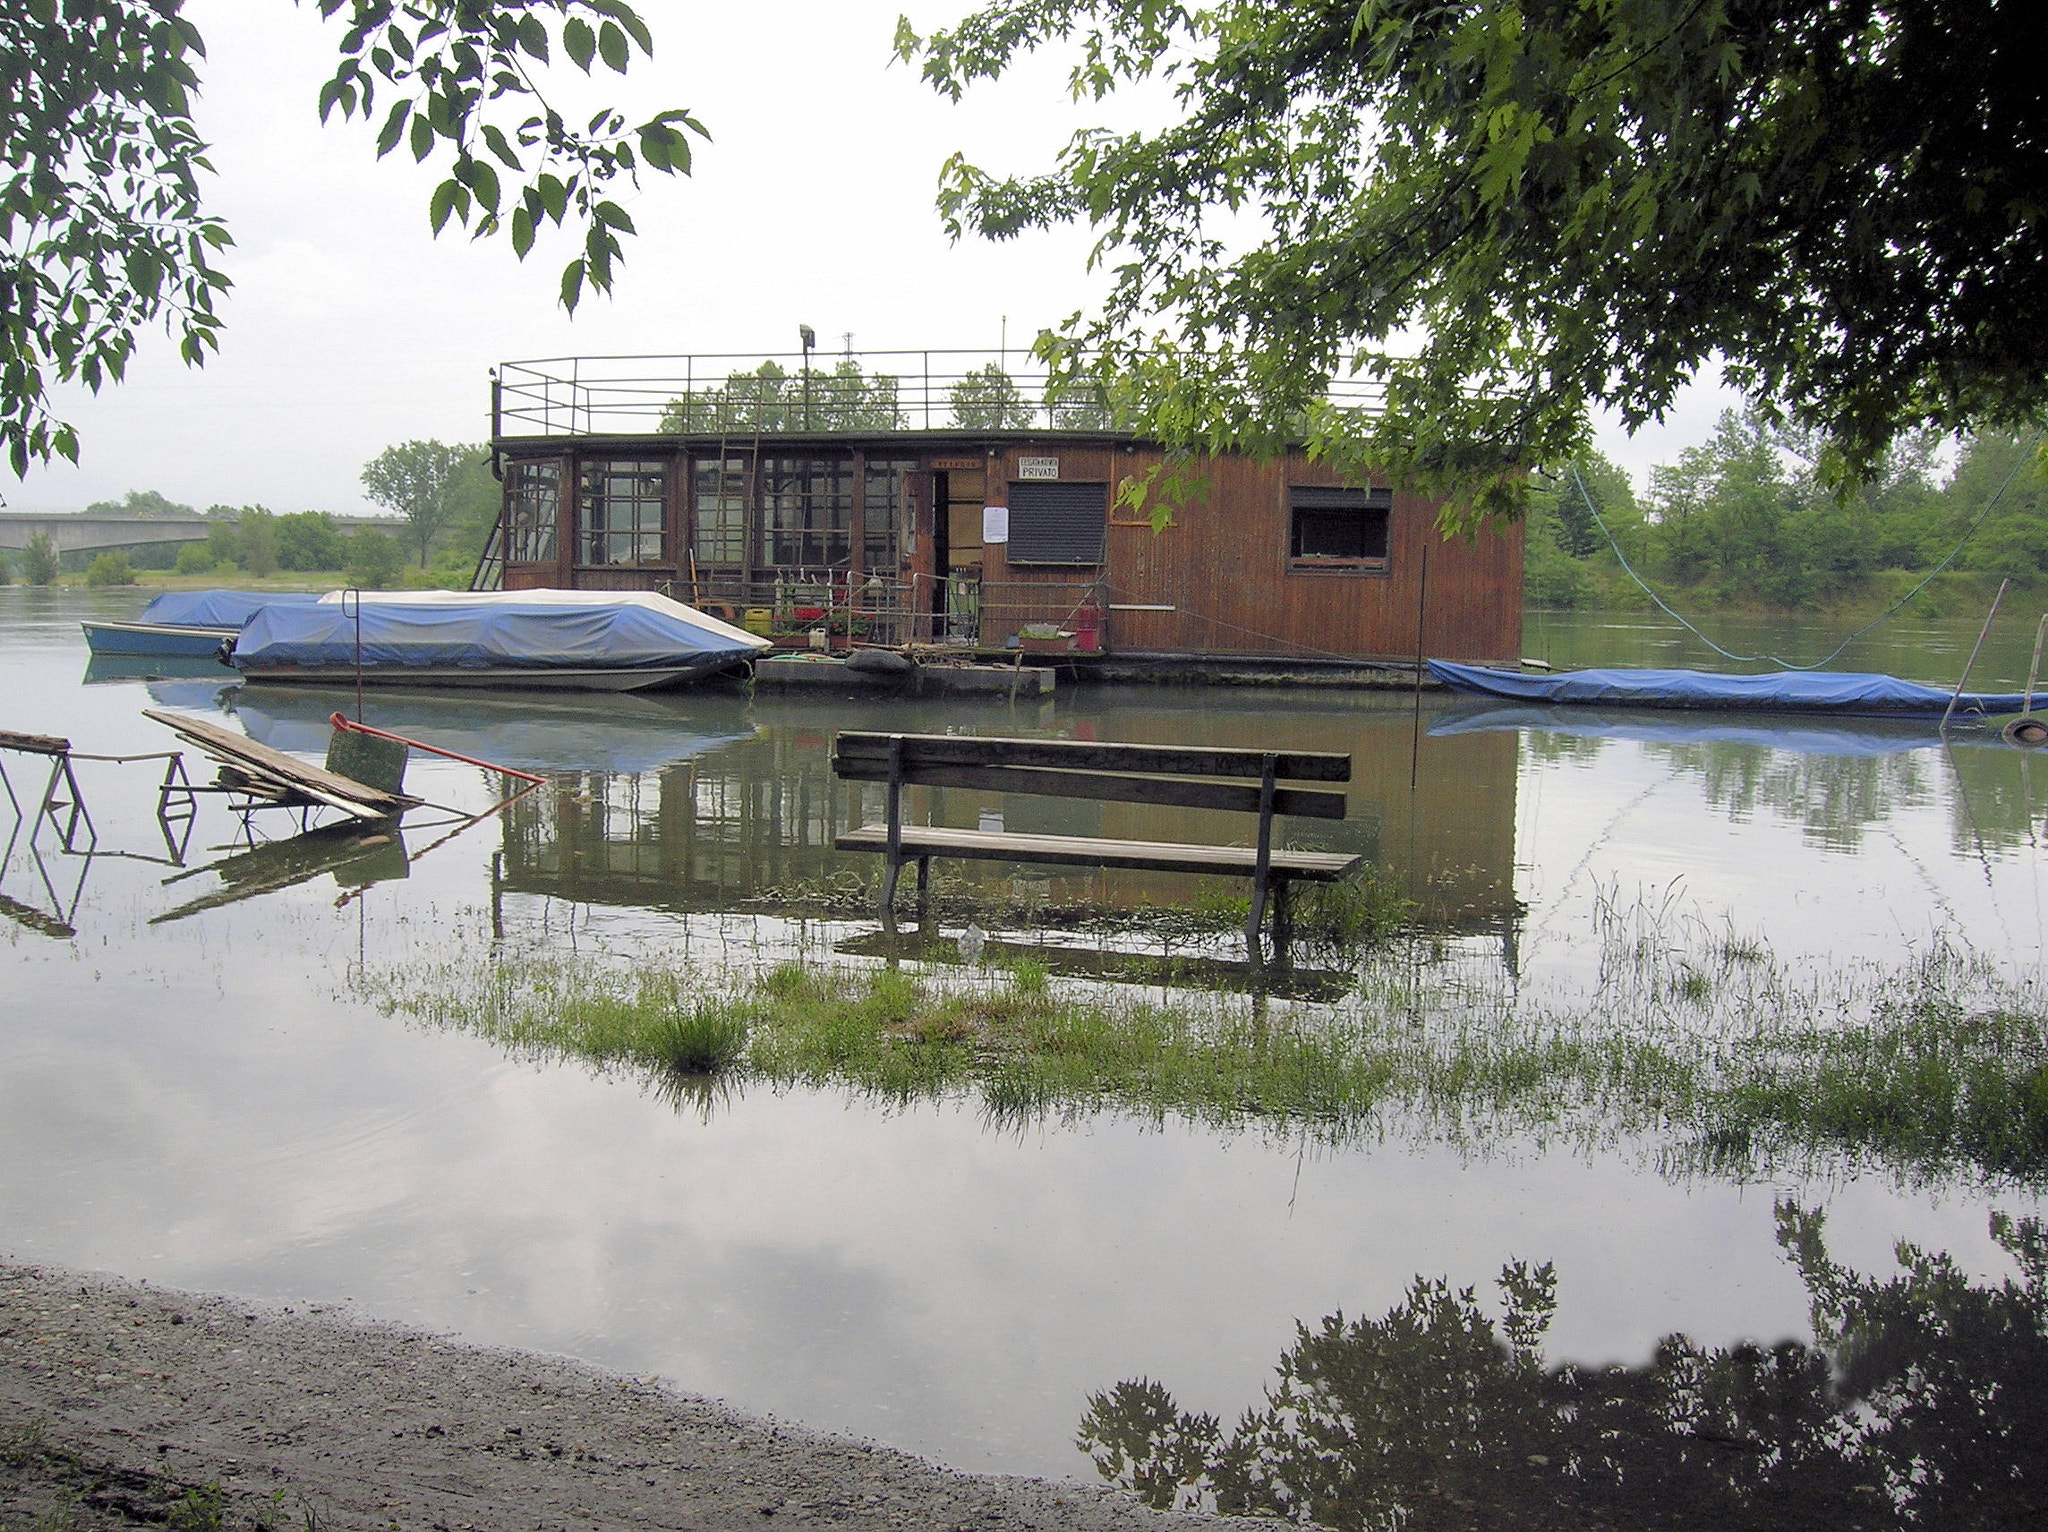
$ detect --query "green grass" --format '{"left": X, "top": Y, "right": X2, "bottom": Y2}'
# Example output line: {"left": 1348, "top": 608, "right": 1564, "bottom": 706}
{"left": 365, "top": 919, "right": 2048, "bottom": 1184}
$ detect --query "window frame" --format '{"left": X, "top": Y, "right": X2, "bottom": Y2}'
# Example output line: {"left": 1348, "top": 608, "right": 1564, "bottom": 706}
{"left": 578, "top": 459, "right": 669, "bottom": 567}
{"left": 1287, "top": 485, "right": 1392, "bottom": 575}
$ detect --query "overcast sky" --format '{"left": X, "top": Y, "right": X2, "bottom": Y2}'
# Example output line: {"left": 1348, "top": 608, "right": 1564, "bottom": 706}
{"left": 10, "top": 0, "right": 1735, "bottom": 518}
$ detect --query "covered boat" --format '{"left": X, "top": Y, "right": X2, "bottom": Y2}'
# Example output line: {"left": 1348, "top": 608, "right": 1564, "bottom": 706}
{"left": 81, "top": 589, "right": 322, "bottom": 657}
{"left": 1427, "top": 660, "right": 2030, "bottom": 720}
{"left": 231, "top": 589, "right": 771, "bottom": 691}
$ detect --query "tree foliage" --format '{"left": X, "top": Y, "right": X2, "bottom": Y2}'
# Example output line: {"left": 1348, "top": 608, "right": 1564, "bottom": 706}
{"left": 660, "top": 359, "right": 907, "bottom": 433}
{"left": 1082, "top": 1205, "right": 2048, "bottom": 1529}
{"left": 22, "top": 531, "right": 59, "bottom": 585}
{"left": 903, "top": 0, "right": 2048, "bottom": 528}
{"left": 947, "top": 361, "right": 1026, "bottom": 428}
{"left": 361, "top": 438, "right": 480, "bottom": 564}
{"left": 1, "top": 1, "right": 699, "bottom": 478}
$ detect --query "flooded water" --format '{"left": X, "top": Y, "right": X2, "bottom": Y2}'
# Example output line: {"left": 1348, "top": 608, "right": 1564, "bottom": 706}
{"left": 4, "top": 587, "right": 2046, "bottom": 1511}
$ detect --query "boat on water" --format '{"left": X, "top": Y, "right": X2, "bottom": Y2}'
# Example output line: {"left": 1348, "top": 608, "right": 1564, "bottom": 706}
{"left": 230, "top": 589, "right": 772, "bottom": 692}
{"left": 81, "top": 589, "right": 321, "bottom": 658}
{"left": 1427, "top": 660, "right": 2032, "bottom": 720}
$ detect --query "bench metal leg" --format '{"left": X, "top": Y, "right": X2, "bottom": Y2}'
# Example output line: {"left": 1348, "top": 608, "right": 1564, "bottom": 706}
{"left": 1271, "top": 878, "right": 1293, "bottom": 953}
{"left": 915, "top": 855, "right": 931, "bottom": 912}
{"left": 1245, "top": 869, "right": 1270, "bottom": 951}
{"left": 879, "top": 854, "right": 902, "bottom": 925}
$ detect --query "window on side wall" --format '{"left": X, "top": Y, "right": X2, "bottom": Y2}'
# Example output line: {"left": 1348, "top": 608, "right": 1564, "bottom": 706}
{"left": 580, "top": 460, "right": 668, "bottom": 566}
{"left": 1007, "top": 481, "right": 1107, "bottom": 565}
{"left": 504, "top": 460, "right": 561, "bottom": 564}
{"left": 1289, "top": 486, "right": 1391, "bottom": 572}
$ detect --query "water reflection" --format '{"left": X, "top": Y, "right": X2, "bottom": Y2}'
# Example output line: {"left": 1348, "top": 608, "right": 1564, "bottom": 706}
{"left": 1438, "top": 703, "right": 2040, "bottom": 855}
{"left": 1082, "top": 1204, "right": 2048, "bottom": 1530}
{"left": 489, "top": 692, "right": 1523, "bottom": 940}
{"left": 153, "top": 821, "right": 411, "bottom": 924}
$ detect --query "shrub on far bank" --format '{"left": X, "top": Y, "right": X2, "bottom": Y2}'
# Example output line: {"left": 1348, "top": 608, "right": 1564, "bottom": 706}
{"left": 343, "top": 528, "right": 406, "bottom": 589}
{"left": 22, "top": 533, "right": 58, "bottom": 585}
{"left": 174, "top": 543, "right": 217, "bottom": 576}
{"left": 85, "top": 551, "right": 135, "bottom": 586}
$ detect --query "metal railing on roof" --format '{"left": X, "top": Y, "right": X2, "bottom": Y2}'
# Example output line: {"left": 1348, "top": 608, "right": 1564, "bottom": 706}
{"left": 492, "top": 348, "right": 1388, "bottom": 439}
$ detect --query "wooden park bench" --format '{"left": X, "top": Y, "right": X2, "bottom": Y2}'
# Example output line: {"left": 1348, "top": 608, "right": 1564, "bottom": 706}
{"left": 832, "top": 731, "right": 1362, "bottom": 945}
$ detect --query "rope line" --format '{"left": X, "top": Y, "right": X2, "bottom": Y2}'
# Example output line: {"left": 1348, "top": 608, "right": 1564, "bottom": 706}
{"left": 1569, "top": 436, "right": 2040, "bottom": 671}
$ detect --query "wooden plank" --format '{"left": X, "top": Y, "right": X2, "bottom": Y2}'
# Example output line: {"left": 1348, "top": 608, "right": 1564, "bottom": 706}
{"left": 834, "top": 756, "right": 1348, "bottom": 820}
{"left": 143, "top": 709, "right": 414, "bottom": 810}
{"left": 833, "top": 731, "right": 1352, "bottom": 782}
{"left": 836, "top": 824, "right": 1359, "bottom": 880}
{"left": 0, "top": 729, "right": 71, "bottom": 757}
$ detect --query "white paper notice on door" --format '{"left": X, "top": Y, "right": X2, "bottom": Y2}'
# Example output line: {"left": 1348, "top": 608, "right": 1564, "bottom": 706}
{"left": 982, "top": 505, "right": 1009, "bottom": 543}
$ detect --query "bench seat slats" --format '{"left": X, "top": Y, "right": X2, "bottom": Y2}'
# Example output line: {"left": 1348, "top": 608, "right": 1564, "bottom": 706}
{"left": 833, "top": 757, "right": 1348, "bottom": 820}
{"left": 836, "top": 825, "right": 1359, "bottom": 880}
{"left": 833, "top": 732, "right": 1351, "bottom": 783}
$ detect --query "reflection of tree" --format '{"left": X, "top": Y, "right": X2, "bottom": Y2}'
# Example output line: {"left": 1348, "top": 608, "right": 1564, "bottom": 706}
{"left": 1660, "top": 742, "right": 1933, "bottom": 852}
{"left": 1081, "top": 1204, "right": 2048, "bottom": 1529}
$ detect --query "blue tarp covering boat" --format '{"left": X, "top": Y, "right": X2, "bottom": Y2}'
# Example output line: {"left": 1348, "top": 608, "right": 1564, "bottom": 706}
{"left": 233, "top": 591, "right": 770, "bottom": 691}
{"left": 1427, "top": 660, "right": 2032, "bottom": 719}
{"left": 82, "top": 590, "right": 324, "bottom": 658}
{"left": 138, "top": 590, "right": 323, "bottom": 629}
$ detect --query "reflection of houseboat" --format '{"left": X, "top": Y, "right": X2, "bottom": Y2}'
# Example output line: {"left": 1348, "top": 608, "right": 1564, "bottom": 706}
{"left": 477, "top": 349, "right": 1523, "bottom": 668}
{"left": 230, "top": 590, "right": 768, "bottom": 692}
{"left": 491, "top": 693, "right": 1521, "bottom": 943}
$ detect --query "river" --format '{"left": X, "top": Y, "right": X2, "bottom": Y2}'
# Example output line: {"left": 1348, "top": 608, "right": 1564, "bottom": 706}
{"left": 2, "top": 587, "right": 2043, "bottom": 1518}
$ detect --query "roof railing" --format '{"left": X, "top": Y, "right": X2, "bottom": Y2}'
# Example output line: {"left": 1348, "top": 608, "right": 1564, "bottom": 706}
{"left": 492, "top": 347, "right": 1387, "bottom": 439}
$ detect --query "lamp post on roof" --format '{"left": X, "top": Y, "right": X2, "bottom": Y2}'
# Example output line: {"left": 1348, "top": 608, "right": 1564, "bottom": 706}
{"left": 800, "top": 324, "right": 816, "bottom": 430}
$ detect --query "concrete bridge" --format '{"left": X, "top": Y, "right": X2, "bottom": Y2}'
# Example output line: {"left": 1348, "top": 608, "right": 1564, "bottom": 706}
{"left": 0, "top": 511, "right": 402, "bottom": 555}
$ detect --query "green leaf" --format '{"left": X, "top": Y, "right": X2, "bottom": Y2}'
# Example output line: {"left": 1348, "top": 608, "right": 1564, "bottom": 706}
{"left": 563, "top": 17, "right": 596, "bottom": 71}
{"left": 517, "top": 14, "right": 549, "bottom": 61}
{"left": 429, "top": 179, "right": 460, "bottom": 235}
{"left": 559, "top": 257, "right": 586, "bottom": 312}
{"left": 409, "top": 114, "right": 435, "bottom": 162}
{"left": 468, "top": 160, "right": 501, "bottom": 214}
{"left": 510, "top": 204, "right": 535, "bottom": 258}
{"left": 597, "top": 21, "right": 630, "bottom": 73}
{"left": 481, "top": 123, "right": 523, "bottom": 171}
{"left": 376, "top": 99, "right": 412, "bottom": 157}
{"left": 591, "top": 200, "right": 634, "bottom": 234}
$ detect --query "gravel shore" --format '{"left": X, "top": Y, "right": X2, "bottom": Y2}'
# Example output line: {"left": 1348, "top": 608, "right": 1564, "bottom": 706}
{"left": 1, "top": 1262, "right": 1219, "bottom": 1532}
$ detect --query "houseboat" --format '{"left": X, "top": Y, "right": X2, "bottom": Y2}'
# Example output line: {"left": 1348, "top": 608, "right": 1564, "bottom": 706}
{"left": 474, "top": 348, "right": 1524, "bottom": 672}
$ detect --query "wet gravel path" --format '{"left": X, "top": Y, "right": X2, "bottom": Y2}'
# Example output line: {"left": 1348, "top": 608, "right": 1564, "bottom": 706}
{"left": 0, "top": 1262, "right": 1219, "bottom": 1532}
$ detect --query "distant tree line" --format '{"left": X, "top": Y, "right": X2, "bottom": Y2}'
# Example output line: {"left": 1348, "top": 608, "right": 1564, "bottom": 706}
{"left": 3, "top": 440, "right": 497, "bottom": 589}
{"left": 1524, "top": 409, "right": 2048, "bottom": 611}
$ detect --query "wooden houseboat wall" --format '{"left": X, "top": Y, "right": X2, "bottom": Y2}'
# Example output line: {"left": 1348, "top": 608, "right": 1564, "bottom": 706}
{"left": 484, "top": 430, "right": 1522, "bottom": 665}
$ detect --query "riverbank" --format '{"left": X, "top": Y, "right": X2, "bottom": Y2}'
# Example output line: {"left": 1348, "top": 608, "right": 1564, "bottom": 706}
{"left": 0, "top": 1261, "right": 1217, "bottom": 1532}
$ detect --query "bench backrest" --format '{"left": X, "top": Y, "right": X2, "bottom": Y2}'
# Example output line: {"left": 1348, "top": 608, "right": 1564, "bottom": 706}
{"left": 832, "top": 731, "right": 1350, "bottom": 820}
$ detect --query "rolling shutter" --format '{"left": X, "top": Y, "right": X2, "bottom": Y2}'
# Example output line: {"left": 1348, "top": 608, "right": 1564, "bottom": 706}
{"left": 1007, "top": 481, "right": 1107, "bottom": 565}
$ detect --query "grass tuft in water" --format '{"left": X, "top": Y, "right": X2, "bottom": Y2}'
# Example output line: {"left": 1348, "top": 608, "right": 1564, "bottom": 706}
{"left": 365, "top": 913, "right": 2048, "bottom": 1184}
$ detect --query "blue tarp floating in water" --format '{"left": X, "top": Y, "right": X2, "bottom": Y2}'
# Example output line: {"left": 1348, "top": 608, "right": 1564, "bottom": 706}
{"left": 233, "top": 599, "right": 761, "bottom": 672}
{"left": 1427, "top": 660, "right": 2031, "bottom": 719}
{"left": 140, "top": 590, "right": 323, "bottom": 629}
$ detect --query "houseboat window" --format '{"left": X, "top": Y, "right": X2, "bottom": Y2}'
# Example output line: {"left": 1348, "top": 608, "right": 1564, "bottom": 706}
{"left": 759, "top": 456, "right": 853, "bottom": 569}
{"left": 1006, "top": 481, "right": 1107, "bottom": 565}
{"left": 504, "top": 459, "right": 561, "bottom": 564}
{"left": 863, "top": 458, "right": 918, "bottom": 572}
{"left": 1289, "top": 486, "right": 1391, "bottom": 570}
{"left": 691, "top": 455, "right": 749, "bottom": 568}
{"left": 580, "top": 460, "right": 667, "bottom": 565}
